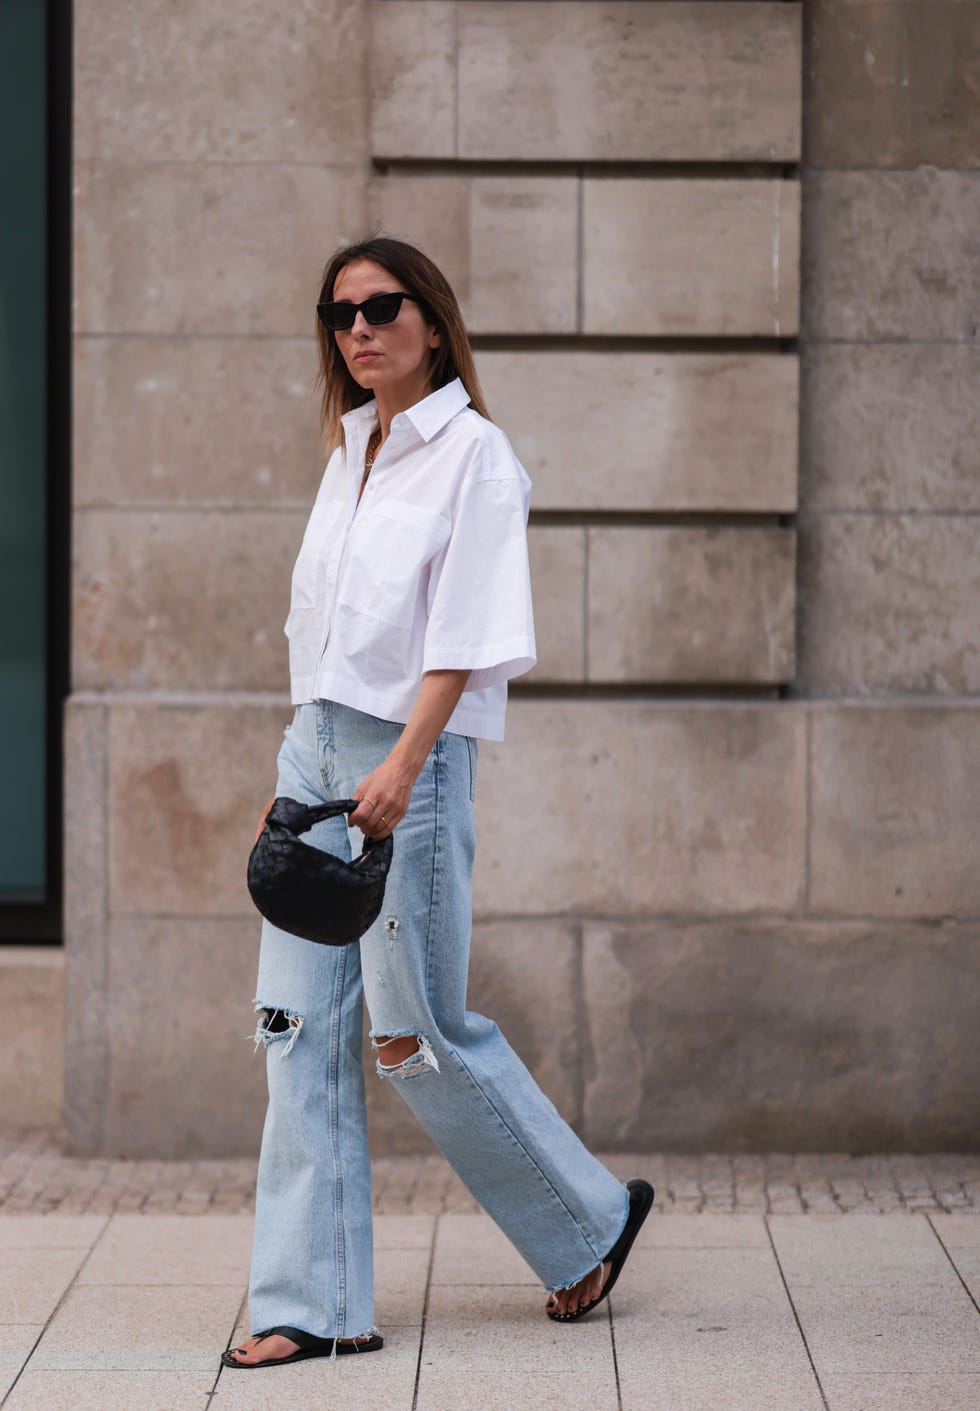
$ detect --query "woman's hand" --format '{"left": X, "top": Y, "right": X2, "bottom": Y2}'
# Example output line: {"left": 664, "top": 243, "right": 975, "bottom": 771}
{"left": 253, "top": 793, "right": 275, "bottom": 847}
{"left": 349, "top": 757, "right": 418, "bottom": 840}
{"left": 349, "top": 670, "right": 471, "bottom": 840}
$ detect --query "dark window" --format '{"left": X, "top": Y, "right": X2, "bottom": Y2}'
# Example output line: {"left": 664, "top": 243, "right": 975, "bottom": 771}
{"left": 0, "top": 0, "right": 70, "bottom": 941}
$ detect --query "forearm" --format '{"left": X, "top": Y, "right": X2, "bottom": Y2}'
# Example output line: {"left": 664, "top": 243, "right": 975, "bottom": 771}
{"left": 389, "top": 669, "right": 471, "bottom": 779}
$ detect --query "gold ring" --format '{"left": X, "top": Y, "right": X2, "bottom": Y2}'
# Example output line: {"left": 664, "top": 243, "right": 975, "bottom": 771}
{"left": 379, "top": 814, "right": 388, "bottom": 826}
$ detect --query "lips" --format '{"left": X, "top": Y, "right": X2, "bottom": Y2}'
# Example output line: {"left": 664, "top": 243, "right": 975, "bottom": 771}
{"left": 354, "top": 352, "right": 381, "bottom": 363}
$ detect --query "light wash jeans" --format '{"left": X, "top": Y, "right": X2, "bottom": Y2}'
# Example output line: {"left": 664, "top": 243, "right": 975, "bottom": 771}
{"left": 247, "top": 699, "right": 628, "bottom": 1339}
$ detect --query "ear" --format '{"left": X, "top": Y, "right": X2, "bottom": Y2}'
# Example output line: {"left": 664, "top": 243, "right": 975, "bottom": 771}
{"left": 428, "top": 328, "right": 442, "bottom": 349}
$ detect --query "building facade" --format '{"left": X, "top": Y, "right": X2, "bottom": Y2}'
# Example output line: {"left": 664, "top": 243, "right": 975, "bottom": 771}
{"left": 49, "top": 0, "right": 980, "bottom": 1156}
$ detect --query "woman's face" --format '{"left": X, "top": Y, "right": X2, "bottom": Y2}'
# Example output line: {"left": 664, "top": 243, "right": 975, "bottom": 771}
{"left": 331, "top": 259, "right": 440, "bottom": 408}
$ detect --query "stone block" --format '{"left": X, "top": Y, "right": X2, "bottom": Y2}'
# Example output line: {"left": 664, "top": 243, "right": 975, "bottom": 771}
{"left": 73, "top": 509, "right": 304, "bottom": 691}
{"left": 73, "top": 337, "right": 327, "bottom": 509}
{"left": 74, "top": 160, "right": 364, "bottom": 336}
{"left": 586, "top": 526, "right": 796, "bottom": 683}
{"left": 472, "top": 701, "right": 806, "bottom": 915}
{"left": 364, "top": 919, "right": 582, "bottom": 1155}
{"left": 802, "top": 170, "right": 980, "bottom": 341}
{"left": 804, "top": 1, "right": 980, "bottom": 169}
{"left": 581, "top": 918, "right": 980, "bottom": 1151}
{"left": 809, "top": 704, "right": 980, "bottom": 918}
{"left": 106, "top": 701, "right": 290, "bottom": 919}
{"left": 583, "top": 178, "right": 800, "bottom": 336}
{"left": 800, "top": 344, "right": 980, "bottom": 512}
{"left": 103, "top": 917, "right": 268, "bottom": 1158}
{"left": 369, "top": 0, "right": 455, "bottom": 158}
{"left": 370, "top": 175, "right": 578, "bottom": 333}
{"left": 796, "top": 513, "right": 980, "bottom": 694}
{"left": 526, "top": 527, "right": 585, "bottom": 682}
{"left": 0, "top": 950, "right": 64, "bottom": 1129}
{"left": 477, "top": 350, "right": 799, "bottom": 513}
{"left": 455, "top": 1, "right": 801, "bottom": 162}
{"left": 63, "top": 699, "right": 109, "bottom": 1153}
{"left": 74, "top": 0, "right": 368, "bottom": 164}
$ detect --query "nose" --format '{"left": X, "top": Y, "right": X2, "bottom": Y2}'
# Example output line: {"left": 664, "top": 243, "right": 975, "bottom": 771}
{"left": 350, "top": 310, "right": 372, "bottom": 338}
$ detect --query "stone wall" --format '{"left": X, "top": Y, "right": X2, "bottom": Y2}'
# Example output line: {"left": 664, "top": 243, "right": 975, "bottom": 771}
{"left": 64, "top": 1, "right": 980, "bottom": 1157}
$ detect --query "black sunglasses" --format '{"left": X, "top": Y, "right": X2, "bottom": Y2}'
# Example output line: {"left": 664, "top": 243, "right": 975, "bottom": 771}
{"left": 316, "top": 291, "right": 421, "bottom": 332}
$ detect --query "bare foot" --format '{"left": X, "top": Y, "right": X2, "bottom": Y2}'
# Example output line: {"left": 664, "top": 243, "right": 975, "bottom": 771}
{"left": 545, "top": 1258, "right": 611, "bottom": 1319}
{"left": 225, "top": 1332, "right": 373, "bottom": 1365}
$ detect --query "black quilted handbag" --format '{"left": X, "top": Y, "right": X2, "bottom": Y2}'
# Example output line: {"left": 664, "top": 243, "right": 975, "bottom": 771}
{"left": 246, "top": 796, "right": 393, "bottom": 945}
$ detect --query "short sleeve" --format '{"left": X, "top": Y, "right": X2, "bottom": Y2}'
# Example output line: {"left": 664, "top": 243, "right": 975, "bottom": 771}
{"left": 422, "top": 453, "right": 536, "bottom": 691}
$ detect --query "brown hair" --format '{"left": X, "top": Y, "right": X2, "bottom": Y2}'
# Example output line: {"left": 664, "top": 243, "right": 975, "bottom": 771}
{"left": 314, "top": 236, "right": 490, "bottom": 451}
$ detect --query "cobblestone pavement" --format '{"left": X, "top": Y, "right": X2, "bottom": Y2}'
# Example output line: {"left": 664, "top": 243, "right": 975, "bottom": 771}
{"left": 2, "top": 1127, "right": 977, "bottom": 1217}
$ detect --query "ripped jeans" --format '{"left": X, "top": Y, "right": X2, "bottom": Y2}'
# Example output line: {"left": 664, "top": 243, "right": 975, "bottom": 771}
{"left": 247, "top": 699, "right": 629, "bottom": 1340}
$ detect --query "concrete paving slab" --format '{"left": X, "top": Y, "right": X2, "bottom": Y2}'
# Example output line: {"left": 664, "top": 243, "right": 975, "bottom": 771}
{"left": 431, "top": 1211, "right": 539, "bottom": 1286}
{"left": 0, "top": 1324, "right": 44, "bottom": 1400}
{"left": 2, "top": 1368, "right": 213, "bottom": 1410}
{"left": 374, "top": 1245, "right": 431, "bottom": 1327}
{"left": 373, "top": 1213, "right": 436, "bottom": 1250}
{"left": 415, "top": 1364, "right": 620, "bottom": 1411}
{"left": 943, "top": 1248, "right": 980, "bottom": 1304}
{"left": 421, "top": 1283, "right": 613, "bottom": 1370}
{"left": 0, "top": 1215, "right": 107, "bottom": 1249}
{"left": 212, "top": 1327, "right": 420, "bottom": 1410}
{"left": 769, "top": 1211, "right": 952, "bottom": 1280}
{"left": 0, "top": 1247, "right": 88, "bottom": 1323}
{"left": 646, "top": 1214, "right": 769, "bottom": 1249}
{"left": 78, "top": 1213, "right": 253, "bottom": 1286}
{"left": 614, "top": 1246, "right": 823, "bottom": 1411}
{"left": 931, "top": 1214, "right": 980, "bottom": 1247}
{"left": 28, "top": 1282, "right": 243, "bottom": 1370}
{"left": 769, "top": 1217, "right": 980, "bottom": 1379}
{"left": 820, "top": 1372, "right": 980, "bottom": 1411}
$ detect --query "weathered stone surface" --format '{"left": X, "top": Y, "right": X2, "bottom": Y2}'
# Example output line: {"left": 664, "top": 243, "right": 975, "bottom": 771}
{"left": 525, "top": 528, "right": 586, "bottom": 683}
{"left": 809, "top": 705, "right": 980, "bottom": 918}
{"left": 802, "top": 170, "right": 980, "bottom": 341}
{"left": 800, "top": 344, "right": 980, "bottom": 512}
{"left": 371, "top": 175, "right": 579, "bottom": 334}
{"left": 102, "top": 917, "right": 268, "bottom": 1157}
{"left": 455, "top": 1, "right": 801, "bottom": 162}
{"left": 365, "top": 920, "right": 582, "bottom": 1155}
{"left": 473, "top": 702, "right": 806, "bottom": 915}
{"left": 0, "top": 950, "right": 64, "bottom": 1129}
{"left": 587, "top": 527, "right": 796, "bottom": 683}
{"left": 73, "top": 509, "right": 303, "bottom": 691}
{"left": 106, "top": 702, "right": 290, "bottom": 918}
{"left": 583, "top": 179, "right": 800, "bottom": 336}
{"left": 796, "top": 513, "right": 980, "bottom": 694}
{"left": 74, "top": 160, "right": 364, "bottom": 336}
{"left": 804, "top": 0, "right": 980, "bottom": 169}
{"left": 73, "top": 337, "right": 326, "bottom": 509}
{"left": 477, "top": 351, "right": 799, "bottom": 513}
{"left": 369, "top": 0, "right": 455, "bottom": 159}
{"left": 581, "top": 918, "right": 980, "bottom": 1151}
{"left": 63, "top": 700, "right": 109, "bottom": 1154}
{"left": 74, "top": 0, "right": 368, "bottom": 164}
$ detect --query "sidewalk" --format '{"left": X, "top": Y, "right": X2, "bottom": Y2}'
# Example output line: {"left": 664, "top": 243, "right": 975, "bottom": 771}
{"left": 1, "top": 1133, "right": 977, "bottom": 1410}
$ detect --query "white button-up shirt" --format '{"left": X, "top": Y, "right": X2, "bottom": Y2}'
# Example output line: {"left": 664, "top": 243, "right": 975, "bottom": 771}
{"left": 285, "top": 378, "right": 536, "bottom": 742}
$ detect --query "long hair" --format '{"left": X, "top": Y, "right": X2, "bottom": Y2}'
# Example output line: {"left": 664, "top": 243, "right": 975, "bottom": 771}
{"left": 314, "top": 236, "right": 490, "bottom": 451}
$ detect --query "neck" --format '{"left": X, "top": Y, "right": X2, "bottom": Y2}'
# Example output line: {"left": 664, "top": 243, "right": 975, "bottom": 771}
{"left": 373, "top": 374, "right": 433, "bottom": 441}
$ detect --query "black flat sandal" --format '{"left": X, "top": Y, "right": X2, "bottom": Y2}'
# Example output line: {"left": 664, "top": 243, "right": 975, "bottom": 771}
{"left": 547, "top": 1178, "right": 655, "bottom": 1323}
{"left": 220, "top": 1324, "right": 383, "bottom": 1368}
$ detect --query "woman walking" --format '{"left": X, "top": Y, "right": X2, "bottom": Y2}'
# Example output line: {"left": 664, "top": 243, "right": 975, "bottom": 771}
{"left": 221, "top": 238, "right": 653, "bottom": 1369}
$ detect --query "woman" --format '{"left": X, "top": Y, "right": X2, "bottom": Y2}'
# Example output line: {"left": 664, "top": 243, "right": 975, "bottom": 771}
{"left": 221, "top": 238, "right": 653, "bottom": 1369}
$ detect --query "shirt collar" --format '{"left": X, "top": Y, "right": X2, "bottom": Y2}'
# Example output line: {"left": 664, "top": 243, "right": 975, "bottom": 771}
{"left": 341, "top": 378, "right": 471, "bottom": 444}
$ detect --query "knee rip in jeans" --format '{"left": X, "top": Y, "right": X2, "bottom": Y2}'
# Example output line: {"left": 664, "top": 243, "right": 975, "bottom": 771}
{"left": 251, "top": 1003, "right": 304, "bottom": 1058}
{"left": 372, "top": 1030, "right": 440, "bottom": 1079}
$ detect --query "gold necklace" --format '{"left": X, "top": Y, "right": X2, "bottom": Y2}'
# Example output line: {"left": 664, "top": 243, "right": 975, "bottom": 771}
{"left": 363, "top": 427, "right": 382, "bottom": 480}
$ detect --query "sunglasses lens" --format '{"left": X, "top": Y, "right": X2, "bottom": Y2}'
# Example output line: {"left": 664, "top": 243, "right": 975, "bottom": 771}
{"left": 317, "top": 302, "right": 354, "bottom": 331}
{"left": 363, "top": 294, "right": 403, "bottom": 325}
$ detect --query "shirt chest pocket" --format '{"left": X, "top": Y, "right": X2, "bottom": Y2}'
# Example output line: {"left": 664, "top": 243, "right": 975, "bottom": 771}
{"left": 337, "top": 499, "right": 451, "bottom": 631}
{"left": 290, "top": 498, "right": 345, "bottom": 609}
